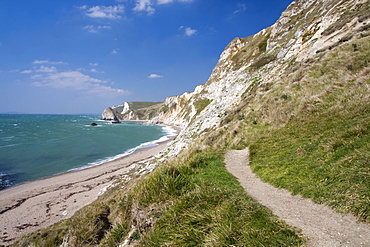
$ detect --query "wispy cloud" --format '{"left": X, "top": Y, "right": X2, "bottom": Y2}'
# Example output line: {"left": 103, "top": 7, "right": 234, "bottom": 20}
{"left": 77, "top": 67, "right": 105, "bottom": 74}
{"left": 133, "top": 0, "right": 193, "bottom": 14}
{"left": 85, "top": 5, "right": 124, "bottom": 19}
{"left": 32, "top": 71, "right": 128, "bottom": 97}
{"left": 35, "top": 66, "right": 57, "bottom": 73}
{"left": 234, "top": 3, "right": 247, "bottom": 14}
{"left": 157, "top": 0, "right": 173, "bottom": 4}
{"left": 90, "top": 68, "right": 105, "bottom": 73}
{"left": 83, "top": 25, "right": 112, "bottom": 33}
{"left": 111, "top": 48, "right": 120, "bottom": 54}
{"left": 158, "top": 0, "right": 193, "bottom": 4}
{"left": 133, "top": 0, "right": 155, "bottom": 15}
{"left": 20, "top": 70, "right": 33, "bottom": 74}
{"left": 32, "top": 60, "right": 67, "bottom": 65}
{"left": 179, "top": 26, "right": 197, "bottom": 36}
{"left": 148, "top": 73, "right": 163, "bottom": 78}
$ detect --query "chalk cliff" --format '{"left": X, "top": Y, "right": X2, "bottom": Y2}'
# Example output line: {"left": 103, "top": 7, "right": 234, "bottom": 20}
{"left": 13, "top": 0, "right": 370, "bottom": 245}
{"left": 148, "top": 0, "right": 370, "bottom": 158}
{"left": 104, "top": 0, "right": 370, "bottom": 157}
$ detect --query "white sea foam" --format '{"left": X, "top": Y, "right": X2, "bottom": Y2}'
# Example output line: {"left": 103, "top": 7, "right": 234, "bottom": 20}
{"left": 0, "top": 143, "right": 20, "bottom": 149}
{"left": 68, "top": 125, "right": 178, "bottom": 172}
{"left": 1, "top": 136, "right": 14, "bottom": 141}
{"left": 0, "top": 173, "right": 13, "bottom": 188}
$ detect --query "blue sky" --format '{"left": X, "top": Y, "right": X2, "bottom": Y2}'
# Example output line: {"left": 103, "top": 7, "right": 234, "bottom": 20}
{"left": 0, "top": 0, "right": 292, "bottom": 114}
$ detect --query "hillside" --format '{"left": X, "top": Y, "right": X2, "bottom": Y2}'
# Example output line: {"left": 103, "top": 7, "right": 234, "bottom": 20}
{"left": 11, "top": 0, "right": 370, "bottom": 246}
{"left": 102, "top": 102, "right": 163, "bottom": 121}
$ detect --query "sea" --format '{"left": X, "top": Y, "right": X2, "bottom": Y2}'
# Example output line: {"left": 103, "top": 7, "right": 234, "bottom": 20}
{"left": 0, "top": 114, "right": 176, "bottom": 190}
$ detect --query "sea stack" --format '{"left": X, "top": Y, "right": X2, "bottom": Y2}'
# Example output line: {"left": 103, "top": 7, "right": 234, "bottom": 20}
{"left": 101, "top": 107, "right": 120, "bottom": 121}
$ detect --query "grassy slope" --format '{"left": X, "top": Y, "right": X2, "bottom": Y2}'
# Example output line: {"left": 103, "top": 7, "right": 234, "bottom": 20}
{"left": 10, "top": 20, "right": 370, "bottom": 247}
{"left": 12, "top": 152, "right": 305, "bottom": 246}
{"left": 136, "top": 152, "right": 303, "bottom": 246}
{"left": 250, "top": 37, "right": 370, "bottom": 223}
{"left": 127, "top": 102, "right": 163, "bottom": 111}
{"left": 214, "top": 36, "right": 370, "bottom": 223}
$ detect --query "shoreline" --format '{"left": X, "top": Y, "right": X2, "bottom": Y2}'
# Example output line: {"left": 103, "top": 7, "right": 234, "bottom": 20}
{"left": 0, "top": 121, "right": 178, "bottom": 190}
{"left": 0, "top": 137, "right": 174, "bottom": 245}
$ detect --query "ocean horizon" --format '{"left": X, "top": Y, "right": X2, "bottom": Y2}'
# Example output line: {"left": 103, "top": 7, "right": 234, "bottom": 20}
{"left": 0, "top": 114, "right": 175, "bottom": 190}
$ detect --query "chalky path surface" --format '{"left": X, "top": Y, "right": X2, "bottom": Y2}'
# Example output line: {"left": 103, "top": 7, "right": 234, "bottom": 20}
{"left": 225, "top": 148, "right": 370, "bottom": 247}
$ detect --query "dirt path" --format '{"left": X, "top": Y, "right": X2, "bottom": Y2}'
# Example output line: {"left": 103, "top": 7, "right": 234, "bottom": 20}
{"left": 225, "top": 148, "right": 370, "bottom": 247}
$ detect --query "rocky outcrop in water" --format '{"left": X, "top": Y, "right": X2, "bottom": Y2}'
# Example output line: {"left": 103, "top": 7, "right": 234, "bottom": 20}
{"left": 101, "top": 107, "right": 120, "bottom": 121}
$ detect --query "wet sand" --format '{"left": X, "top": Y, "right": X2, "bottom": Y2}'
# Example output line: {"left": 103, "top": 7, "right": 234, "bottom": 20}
{"left": 0, "top": 140, "right": 171, "bottom": 245}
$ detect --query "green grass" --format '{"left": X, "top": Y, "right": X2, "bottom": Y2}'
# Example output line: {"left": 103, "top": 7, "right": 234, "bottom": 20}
{"left": 10, "top": 10, "right": 370, "bottom": 247}
{"left": 138, "top": 152, "right": 305, "bottom": 246}
{"left": 258, "top": 35, "right": 270, "bottom": 52}
{"left": 194, "top": 98, "right": 212, "bottom": 114}
{"left": 250, "top": 109, "right": 370, "bottom": 223}
{"left": 226, "top": 37, "right": 370, "bottom": 223}
{"left": 126, "top": 101, "right": 163, "bottom": 110}
{"left": 12, "top": 152, "right": 305, "bottom": 247}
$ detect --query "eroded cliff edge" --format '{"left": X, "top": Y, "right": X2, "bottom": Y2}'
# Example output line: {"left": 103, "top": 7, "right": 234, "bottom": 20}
{"left": 101, "top": 0, "right": 370, "bottom": 166}
{"left": 104, "top": 0, "right": 369, "bottom": 158}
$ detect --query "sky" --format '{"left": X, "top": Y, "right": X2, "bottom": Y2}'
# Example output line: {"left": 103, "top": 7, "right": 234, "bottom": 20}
{"left": 0, "top": 0, "right": 293, "bottom": 114}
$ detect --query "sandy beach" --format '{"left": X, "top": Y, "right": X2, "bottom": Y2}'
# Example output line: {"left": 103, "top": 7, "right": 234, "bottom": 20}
{"left": 0, "top": 140, "right": 171, "bottom": 245}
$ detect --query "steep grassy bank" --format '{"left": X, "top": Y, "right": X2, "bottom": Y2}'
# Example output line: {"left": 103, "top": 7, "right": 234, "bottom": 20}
{"left": 250, "top": 106, "right": 370, "bottom": 223}
{"left": 11, "top": 152, "right": 305, "bottom": 246}
{"left": 8, "top": 1, "right": 370, "bottom": 245}
{"left": 207, "top": 36, "right": 370, "bottom": 223}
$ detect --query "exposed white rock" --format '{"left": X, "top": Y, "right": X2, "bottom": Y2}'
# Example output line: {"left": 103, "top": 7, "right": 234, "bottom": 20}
{"left": 101, "top": 107, "right": 118, "bottom": 120}
{"left": 121, "top": 102, "right": 130, "bottom": 114}
{"left": 152, "top": 0, "right": 370, "bottom": 159}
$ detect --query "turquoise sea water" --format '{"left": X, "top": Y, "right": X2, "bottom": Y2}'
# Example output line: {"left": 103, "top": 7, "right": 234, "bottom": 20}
{"left": 0, "top": 114, "right": 175, "bottom": 190}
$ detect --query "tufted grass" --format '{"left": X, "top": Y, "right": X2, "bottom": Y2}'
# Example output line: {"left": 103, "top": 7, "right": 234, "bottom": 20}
{"left": 138, "top": 152, "right": 305, "bottom": 246}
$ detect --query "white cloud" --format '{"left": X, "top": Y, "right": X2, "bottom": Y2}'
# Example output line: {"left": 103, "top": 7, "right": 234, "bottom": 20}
{"left": 83, "top": 25, "right": 112, "bottom": 33}
{"left": 157, "top": 0, "right": 193, "bottom": 4}
{"left": 134, "top": 0, "right": 193, "bottom": 14}
{"left": 90, "top": 68, "right": 105, "bottom": 73}
{"left": 111, "top": 48, "right": 120, "bottom": 54}
{"left": 85, "top": 5, "right": 124, "bottom": 19}
{"left": 133, "top": 0, "right": 155, "bottom": 15}
{"left": 32, "top": 71, "right": 128, "bottom": 97}
{"left": 179, "top": 26, "right": 197, "bottom": 36}
{"left": 89, "top": 63, "right": 99, "bottom": 66}
{"left": 33, "top": 60, "right": 66, "bottom": 65}
{"left": 148, "top": 73, "right": 163, "bottom": 78}
{"left": 185, "top": 27, "right": 197, "bottom": 36}
{"left": 234, "top": 3, "right": 247, "bottom": 14}
{"left": 31, "top": 74, "right": 42, "bottom": 79}
{"left": 20, "top": 70, "right": 33, "bottom": 74}
{"left": 35, "top": 66, "right": 57, "bottom": 73}
{"left": 157, "top": 0, "right": 173, "bottom": 4}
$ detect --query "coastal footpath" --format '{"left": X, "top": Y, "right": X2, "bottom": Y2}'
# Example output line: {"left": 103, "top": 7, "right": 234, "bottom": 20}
{"left": 4, "top": 0, "right": 370, "bottom": 246}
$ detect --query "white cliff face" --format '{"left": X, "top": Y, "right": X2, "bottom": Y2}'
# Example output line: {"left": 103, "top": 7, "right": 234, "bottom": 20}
{"left": 269, "top": 0, "right": 370, "bottom": 62}
{"left": 155, "top": 0, "right": 370, "bottom": 159}
{"left": 121, "top": 102, "right": 130, "bottom": 115}
{"left": 101, "top": 107, "right": 118, "bottom": 120}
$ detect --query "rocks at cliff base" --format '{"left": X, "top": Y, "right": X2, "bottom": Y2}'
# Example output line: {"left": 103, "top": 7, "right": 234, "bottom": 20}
{"left": 101, "top": 107, "right": 118, "bottom": 121}
{"left": 101, "top": 107, "right": 122, "bottom": 123}
{"left": 112, "top": 115, "right": 121, "bottom": 124}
